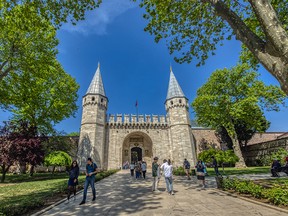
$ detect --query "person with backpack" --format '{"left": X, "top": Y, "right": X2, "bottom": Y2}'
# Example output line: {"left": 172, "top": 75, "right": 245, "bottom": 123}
{"left": 196, "top": 160, "right": 206, "bottom": 188}
{"left": 79, "top": 158, "right": 98, "bottom": 205}
{"left": 183, "top": 158, "right": 191, "bottom": 180}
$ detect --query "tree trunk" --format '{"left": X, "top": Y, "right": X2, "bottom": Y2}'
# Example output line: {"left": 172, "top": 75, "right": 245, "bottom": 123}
{"left": 52, "top": 166, "right": 55, "bottom": 175}
{"left": 29, "top": 165, "right": 35, "bottom": 177}
{"left": 1, "top": 165, "right": 10, "bottom": 183}
{"left": 231, "top": 136, "right": 247, "bottom": 168}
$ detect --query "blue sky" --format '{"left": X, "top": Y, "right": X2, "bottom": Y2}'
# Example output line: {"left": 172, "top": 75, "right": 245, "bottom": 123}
{"left": 1, "top": 0, "right": 288, "bottom": 133}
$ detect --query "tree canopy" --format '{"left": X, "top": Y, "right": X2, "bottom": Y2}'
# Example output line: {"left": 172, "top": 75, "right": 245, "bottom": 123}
{"left": 44, "top": 151, "right": 72, "bottom": 174}
{"left": 137, "top": 0, "right": 288, "bottom": 95}
{"left": 192, "top": 63, "right": 286, "bottom": 167}
{"left": 1, "top": 59, "right": 79, "bottom": 134}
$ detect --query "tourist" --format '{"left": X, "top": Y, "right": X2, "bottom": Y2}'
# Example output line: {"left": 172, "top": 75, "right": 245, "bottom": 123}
{"left": 196, "top": 160, "right": 206, "bottom": 188}
{"left": 211, "top": 156, "right": 221, "bottom": 176}
{"left": 141, "top": 161, "right": 147, "bottom": 179}
{"left": 152, "top": 157, "right": 160, "bottom": 192}
{"left": 161, "top": 159, "right": 174, "bottom": 195}
{"left": 183, "top": 158, "right": 191, "bottom": 180}
{"left": 271, "top": 159, "right": 281, "bottom": 177}
{"left": 130, "top": 162, "right": 135, "bottom": 177}
{"left": 67, "top": 160, "right": 79, "bottom": 201}
{"left": 79, "top": 158, "right": 98, "bottom": 205}
{"left": 135, "top": 162, "right": 141, "bottom": 179}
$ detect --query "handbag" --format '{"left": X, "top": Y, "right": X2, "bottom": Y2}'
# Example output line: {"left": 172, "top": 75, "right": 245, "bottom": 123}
{"left": 197, "top": 172, "right": 205, "bottom": 176}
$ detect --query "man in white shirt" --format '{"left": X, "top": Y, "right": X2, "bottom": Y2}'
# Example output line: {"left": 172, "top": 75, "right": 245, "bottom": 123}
{"left": 161, "top": 159, "right": 174, "bottom": 195}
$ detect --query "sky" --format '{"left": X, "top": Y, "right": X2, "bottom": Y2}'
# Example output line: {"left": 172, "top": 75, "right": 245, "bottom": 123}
{"left": 1, "top": 0, "right": 288, "bottom": 133}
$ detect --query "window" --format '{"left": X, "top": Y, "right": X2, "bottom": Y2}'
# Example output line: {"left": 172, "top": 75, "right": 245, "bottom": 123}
{"left": 101, "top": 98, "right": 104, "bottom": 103}
{"left": 170, "top": 101, "right": 173, "bottom": 105}
{"left": 179, "top": 99, "right": 182, "bottom": 104}
{"left": 92, "top": 97, "right": 95, "bottom": 101}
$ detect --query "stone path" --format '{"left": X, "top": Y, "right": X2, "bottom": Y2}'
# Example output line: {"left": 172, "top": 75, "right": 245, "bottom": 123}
{"left": 40, "top": 170, "right": 287, "bottom": 216}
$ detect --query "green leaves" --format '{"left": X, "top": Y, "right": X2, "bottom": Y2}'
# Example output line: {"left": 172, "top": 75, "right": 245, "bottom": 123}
{"left": 44, "top": 151, "right": 72, "bottom": 167}
{"left": 192, "top": 64, "right": 286, "bottom": 134}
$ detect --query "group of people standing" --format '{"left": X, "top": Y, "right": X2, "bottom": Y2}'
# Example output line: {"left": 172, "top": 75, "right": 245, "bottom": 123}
{"left": 152, "top": 157, "right": 174, "bottom": 195}
{"left": 129, "top": 161, "right": 147, "bottom": 179}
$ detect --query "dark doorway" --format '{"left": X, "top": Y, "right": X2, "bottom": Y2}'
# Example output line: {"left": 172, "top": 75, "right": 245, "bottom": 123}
{"left": 131, "top": 147, "right": 142, "bottom": 163}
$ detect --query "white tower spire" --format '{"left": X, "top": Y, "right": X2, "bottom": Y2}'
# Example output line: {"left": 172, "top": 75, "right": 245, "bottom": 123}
{"left": 86, "top": 63, "right": 106, "bottom": 96}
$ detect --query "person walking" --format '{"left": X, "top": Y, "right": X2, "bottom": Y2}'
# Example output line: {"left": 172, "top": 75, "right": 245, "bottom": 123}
{"left": 135, "top": 162, "right": 141, "bottom": 179}
{"left": 130, "top": 162, "right": 135, "bottom": 177}
{"left": 211, "top": 156, "right": 220, "bottom": 176}
{"left": 79, "top": 158, "right": 98, "bottom": 205}
{"left": 141, "top": 161, "right": 147, "bottom": 179}
{"left": 196, "top": 160, "right": 206, "bottom": 188}
{"left": 183, "top": 158, "right": 191, "bottom": 180}
{"left": 67, "top": 160, "right": 79, "bottom": 201}
{"left": 152, "top": 157, "right": 160, "bottom": 192}
{"left": 161, "top": 159, "right": 174, "bottom": 195}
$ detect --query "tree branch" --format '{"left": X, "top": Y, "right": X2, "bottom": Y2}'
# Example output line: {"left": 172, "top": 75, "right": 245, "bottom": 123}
{"left": 248, "top": 0, "right": 288, "bottom": 62}
{"left": 0, "top": 66, "right": 13, "bottom": 81}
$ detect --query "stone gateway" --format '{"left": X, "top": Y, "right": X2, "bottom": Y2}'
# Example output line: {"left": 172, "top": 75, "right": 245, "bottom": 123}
{"left": 78, "top": 63, "right": 197, "bottom": 170}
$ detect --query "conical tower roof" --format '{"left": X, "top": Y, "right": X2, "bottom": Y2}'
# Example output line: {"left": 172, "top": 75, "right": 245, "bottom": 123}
{"left": 166, "top": 66, "right": 185, "bottom": 100}
{"left": 86, "top": 63, "right": 106, "bottom": 96}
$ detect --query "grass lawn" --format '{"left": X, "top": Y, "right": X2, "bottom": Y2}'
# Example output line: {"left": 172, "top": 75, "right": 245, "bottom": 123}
{"left": 205, "top": 166, "right": 270, "bottom": 176}
{"left": 0, "top": 170, "right": 117, "bottom": 216}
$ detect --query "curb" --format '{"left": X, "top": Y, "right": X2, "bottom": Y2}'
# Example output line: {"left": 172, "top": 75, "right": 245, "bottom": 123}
{"left": 212, "top": 189, "right": 288, "bottom": 214}
{"left": 31, "top": 172, "right": 118, "bottom": 216}
{"left": 31, "top": 190, "right": 82, "bottom": 216}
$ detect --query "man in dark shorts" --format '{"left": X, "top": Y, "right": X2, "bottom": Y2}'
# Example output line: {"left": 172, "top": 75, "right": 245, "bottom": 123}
{"left": 183, "top": 158, "right": 191, "bottom": 180}
{"left": 79, "top": 158, "right": 98, "bottom": 205}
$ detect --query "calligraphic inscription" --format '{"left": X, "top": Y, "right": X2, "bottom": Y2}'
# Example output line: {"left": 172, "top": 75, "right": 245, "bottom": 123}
{"left": 129, "top": 137, "right": 144, "bottom": 142}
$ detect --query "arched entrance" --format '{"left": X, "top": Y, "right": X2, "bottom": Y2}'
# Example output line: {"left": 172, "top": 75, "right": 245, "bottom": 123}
{"left": 122, "top": 131, "right": 153, "bottom": 167}
{"left": 131, "top": 147, "right": 142, "bottom": 163}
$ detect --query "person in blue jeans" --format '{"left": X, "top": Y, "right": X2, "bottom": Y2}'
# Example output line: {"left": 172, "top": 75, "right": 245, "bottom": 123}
{"left": 79, "top": 158, "right": 98, "bottom": 205}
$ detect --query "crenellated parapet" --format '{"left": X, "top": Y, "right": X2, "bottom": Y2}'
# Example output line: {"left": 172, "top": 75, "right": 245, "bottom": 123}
{"left": 107, "top": 114, "right": 168, "bottom": 128}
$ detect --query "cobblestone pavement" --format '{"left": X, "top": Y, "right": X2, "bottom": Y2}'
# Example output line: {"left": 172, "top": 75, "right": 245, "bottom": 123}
{"left": 40, "top": 170, "right": 287, "bottom": 216}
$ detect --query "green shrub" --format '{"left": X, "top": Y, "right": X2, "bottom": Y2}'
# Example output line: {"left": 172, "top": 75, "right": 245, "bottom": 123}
{"left": 221, "top": 177, "right": 287, "bottom": 206}
{"left": 173, "top": 167, "right": 186, "bottom": 176}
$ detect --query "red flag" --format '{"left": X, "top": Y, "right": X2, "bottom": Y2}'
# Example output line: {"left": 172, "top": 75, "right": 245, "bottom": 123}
{"left": 135, "top": 100, "right": 138, "bottom": 107}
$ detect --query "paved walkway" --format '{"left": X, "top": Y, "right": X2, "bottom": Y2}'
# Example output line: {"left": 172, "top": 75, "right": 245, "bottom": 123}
{"left": 40, "top": 170, "right": 287, "bottom": 216}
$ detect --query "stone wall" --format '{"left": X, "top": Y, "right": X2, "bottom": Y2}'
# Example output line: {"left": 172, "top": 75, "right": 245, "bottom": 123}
{"left": 242, "top": 137, "right": 288, "bottom": 166}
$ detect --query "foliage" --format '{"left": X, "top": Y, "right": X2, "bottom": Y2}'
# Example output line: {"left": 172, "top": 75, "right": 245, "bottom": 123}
{"left": 0, "top": 169, "right": 118, "bottom": 216}
{"left": 67, "top": 132, "right": 80, "bottom": 136}
{"left": 221, "top": 177, "right": 288, "bottom": 206}
{"left": 137, "top": 0, "right": 288, "bottom": 94}
{"left": 215, "top": 122, "right": 257, "bottom": 150}
{"left": 173, "top": 166, "right": 186, "bottom": 176}
{"left": 1, "top": 58, "right": 79, "bottom": 134}
{"left": 1, "top": 0, "right": 100, "bottom": 28}
{"left": 271, "top": 148, "right": 288, "bottom": 164}
{"left": 192, "top": 64, "right": 286, "bottom": 167}
{"left": 198, "top": 148, "right": 239, "bottom": 170}
{"left": 0, "top": 120, "right": 46, "bottom": 182}
{"left": 44, "top": 151, "right": 72, "bottom": 173}
{"left": 257, "top": 148, "right": 288, "bottom": 166}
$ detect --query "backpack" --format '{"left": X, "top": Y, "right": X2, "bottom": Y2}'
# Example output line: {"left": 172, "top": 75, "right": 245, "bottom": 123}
{"left": 197, "top": 162, "right": 203, "bottom": 170}
{"left": 184, "top": 161, "right": 190, "bottom": 169}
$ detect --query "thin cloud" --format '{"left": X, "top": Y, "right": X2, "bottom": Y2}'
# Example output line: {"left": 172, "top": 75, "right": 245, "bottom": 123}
{"left": 62, "top": 0, "right": 136, "bottom": 35}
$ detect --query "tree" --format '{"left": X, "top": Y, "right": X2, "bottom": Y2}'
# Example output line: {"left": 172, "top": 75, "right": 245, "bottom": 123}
{"left": 192, "top": 64, "right": 286, "bottom": 167}
{"left": 215, "top": 120, "right": 265, "bottom": 150}
{"left": 198, "top": 148, "right": 239, "bottom": 173}
{"left": 0, "top": 120, "right": 45, "bottom": 182}
{"left": 1, "top": 59, "right": 79, "bottom": 134}
{"left": 0, "top": 0, "right": 101, "bottom": 81}
{"left": 137, "top": 0, "right": 288, "bottom": 95}
{"left": 44, "top": 151, "right": 72, "bottom": 174}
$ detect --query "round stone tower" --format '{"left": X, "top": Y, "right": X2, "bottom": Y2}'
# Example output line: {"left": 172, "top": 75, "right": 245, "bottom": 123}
{"left": 165, "top": 67, "right": 197, "bottom": 167}
{"left": 78, "top": 63, "right": 108, "bottom": 169}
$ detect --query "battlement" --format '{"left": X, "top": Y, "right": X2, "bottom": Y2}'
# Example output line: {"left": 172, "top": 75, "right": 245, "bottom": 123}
{"left": 107, "top": 114, "right": 167, "bottom": 125}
